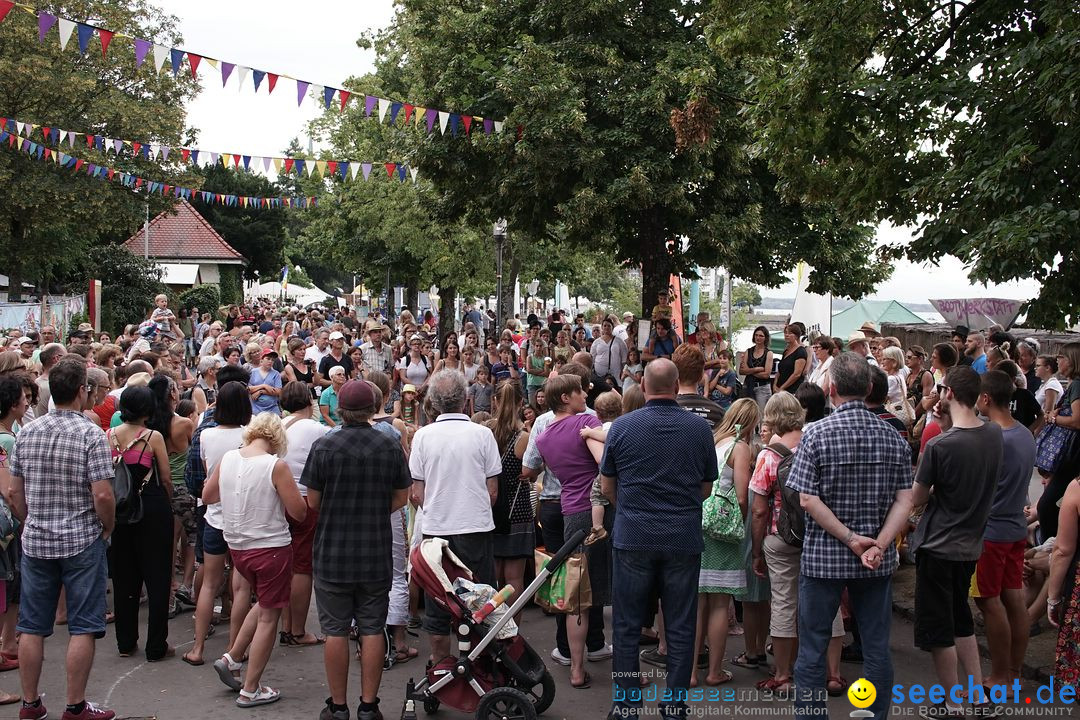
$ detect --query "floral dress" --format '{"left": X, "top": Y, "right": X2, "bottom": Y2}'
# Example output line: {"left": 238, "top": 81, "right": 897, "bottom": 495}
{"left": 699, "top": 439, "right": 747, "bottom": 595}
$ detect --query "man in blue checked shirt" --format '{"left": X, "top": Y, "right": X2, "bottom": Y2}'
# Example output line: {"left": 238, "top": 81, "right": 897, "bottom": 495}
{"left": 787, "top": 352, "right": 913, "bottom": 720}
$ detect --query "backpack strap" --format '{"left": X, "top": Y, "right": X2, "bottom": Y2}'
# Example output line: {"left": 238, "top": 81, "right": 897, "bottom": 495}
{"left": 767, "top": 442, "right": 792, "bottom": 459}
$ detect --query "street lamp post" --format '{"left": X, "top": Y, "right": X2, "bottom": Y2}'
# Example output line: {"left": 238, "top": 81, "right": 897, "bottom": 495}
{"left": 493, "top": 220, "right": 507, "bottom": 327}
{"left": 526, "top": 279, "right": 539, "bottom": 317}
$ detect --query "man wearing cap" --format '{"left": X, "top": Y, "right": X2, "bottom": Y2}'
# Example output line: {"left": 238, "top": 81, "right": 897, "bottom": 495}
{"left": 318, "top": 331, "right": 353, "bottom": 384}
{"left": 250, "top": 349, "right": 283, "bottom": 416}
{"left": 302, "top": 380, "right": 411, "bottom": 720}
{"left": 614, "top": 312, "right": 633, "bottom": 344}
{"left": 18, "top": 336, "right": 36, "bottom": 366}
{"left": 847, "top": 331, "right": 878, "bottom": 367}
{"left": 359, "top": 323, "right": 393, "bottom": 375}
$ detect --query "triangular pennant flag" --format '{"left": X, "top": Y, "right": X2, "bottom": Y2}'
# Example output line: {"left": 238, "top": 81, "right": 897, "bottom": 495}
{"left": 349, "top": 162, "right": 360, "bottom": 181}
{"left": 188, "top": 53, "right": 201, "bottom": 79}
{"left": 38, "top": 13, "right": 57, "bottom": 42}
{"left": 262, "top": 156, "right": 270, "bottom": 172}
{"left": 0, "top": 1, "right": 14, "bottom": 24}
{"left": 483, "top": 118, "right": 493, "bottom": 135}
{"left": 252, "top": 69, "right": 265, "bottom": 91}
{"left": 317, "top": 160, "right": 328, "bottom": 177}
{"left": 410, "top": 167, "right": 418, "bottom": 183}
{"left": 237, "top": 65, "right": 250, "bottom": 89}
{"left": 323, "top": 86, "right": 335, "bottom": 109}
{"left": 153, "top": 44, "right": 169, "bottom": 72}
{"left": 131, "top": 142, "right": 141, "bottom": 156}
{"left": 338, "top": 162, "right": 348, "bottom": 180}
{"left": 134, "top": 38, "right": 150, "bottom": 68}
{"left": 267, "top": 73, "right": 278, "bottom": 93}
{"left": 191, "top": 149, "right": 199, "bottom": 164}
{"left": 403, "top": 103, "right": 415, "bottom": 124}
{"left": 113, "top": 138, "right": 123, "bottom": 154}
{"left": 76, "top": 22, "right": 94, "bottom": 54}
{"left": 462, "top": 115, "right": 473, "bottom": 136}
{"left": 339, "top": 90, "right": 351, "bottom": 112}
{"left": 229, "top": 153, "right": 240, "bottom": 167}
{"left": 378, "top": 98, "right": 390, "bottom": 123}
{"left": 170, "top": 48, "right": 184, "bottom": 76}
{"left": 210, "top": 151, "right": 219, "bottom": 166}
{"left": 296, "top": 80, "right": 309, "bottom": 106}
{"left": 494, "top": 120, "right": 504, "bottom": 133}
{"left": 425, "top": 108, "right": 438, "bottom": 133}
{"left": 57, "top": 18, "right": 75, "bottom": 51}
{"left": 203, "top": 58, "right": 218, "bottom": 70}
{"left": 14, "top": 121, "right": 22, "bottom": 135}
{"left": 449, "top": 113, "right": 459, "bottom": 138}
{"left": 438, "top": 111, "right": 450, "bottom": 135}
{"left": 294, "top": 159, "right": 306, "bottom": 175}
{"left": 242, "top": 155, "right": 251, "bottom": 171}
{"left": 306, "top": 160, "right": 317, "bottom": 177}
{"left": 58, "top": 129, "right": 67, "bottom": 144}
{"left": 272, "top": 157, "right": 283, "bottom": 174}
{"left": 364, "top": 95, "right": 377, "bottom": 116}
{"left": 398, "top": 165, "right": 407, "bottom": 182}
{"left": 98, "top": 28, "right": 114, "bottom": 58}
{"left": 221, "top": 154, "right": 231, "bottom": 168}
{"left": 326, "top": 160, "right": 338, "bottom": 175}
{"left": 160, "top": 146, "right": 170, "bottom": 161}
{"left": 181, "top": 148, "right": 190, "bottom": 163}
{"left": 384, "top": 162, "right": 395, "bottom": 178}
{"left": 221, "top": 61, "right": 235, "bottom": 87}
{"left": 361, "top": 162, "right": 372, "bottom": 180}
{"left": 284, "top": 158, "right": 294, "bottom": 174}
{"left": 389, "top": 102, "right": 402, "bottom": 124}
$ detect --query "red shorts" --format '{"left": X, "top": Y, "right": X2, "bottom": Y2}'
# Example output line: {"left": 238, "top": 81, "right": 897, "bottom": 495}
{"left": 230, "top": 546, "right": 293, "bottom": 609}
{"left": 288, "top": 506, "right": 318, "bottom": 576}
{"left": 969, "top": 539, "right": 1026, "bottom": 598}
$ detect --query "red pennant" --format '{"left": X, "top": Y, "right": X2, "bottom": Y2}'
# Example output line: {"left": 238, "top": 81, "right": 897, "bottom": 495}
{"left": 42, "top": 126, "right": 51, "bottom": 139}
{"left": 384, "top": 163, "right": 395, "bottom": 178}
{"left": 462, "top": 116, "right": 472, "bottom": 135}
{"left": 74, "top": 159, "right": 84, "bottom": 171}
{"left": 106, "top": 168, "right": 115, "bottom": 180}
{"left": 181, "top": 148, "right": 191, "bottom": 163}
{"left": 267, "top": 73, "right": 278, "bottom": 94}
{"left": 43, "top": 148, "right": 51, "bottom": 160}
{"left": 135, "top": 177, "right": 143, "bottom": 188}
{"left": 85, "top": 134, "right": 94, "bottom": 147}
{"left": 188, "top": 53, "right": 201, "bottom": 79}
{"left": 98, "top": 29, "right": 114, "bottom": 58}
{"left": 231, "top": 154, "right": 241, "bottom": 167}
{"left": 163, "top": 184, "right": 172, "bottom": 195}
{"left": 327, "top": 161, "right": 338, "bottom": 175}
{"left": 284, "top": 158, "right": 294, "bottom": 174}
{"left": 404, "top": 104, "right": 414, "bottom": 123}
{"left": 132, "top": 142, "right": 142, "bottom": 155}
{"left": 339, "top": 90, "right": 351, "bottom": 112}
{"left": 6, "top": 134, "right": 14, "bottom": 148}
{"left": 0, "top": 1, "right": 14, "bottom": 23}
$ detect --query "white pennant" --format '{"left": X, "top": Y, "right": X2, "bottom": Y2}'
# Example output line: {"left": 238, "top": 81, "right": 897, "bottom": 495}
{"left": 494, "top": 120, "right": 504, "bottom": 133}
{"left": 69, "top": 131, "right": 78, "bottom": 148}
{"left": 58, "top": 18, "right": 76, "bottom": 51}
{"left": 311, "top": 85, "right": 323, "bottom": 107}
{"left": 58, "top": 130, "right": 67, "bottom": 144}
{"left": 438, "top": 111, "right": 450, "bottom": 134}
{"left": 378, "top": 98, "right": 390, "bottom": 123}
{"left": 153, "top": 44, "right": 170, "bottom": 72}
{"left": 150, "top": 144, "right": 159, "bottom": 160}
{"left": 410, "top": 167, "right": 418, "bottom": 183}
{"left": 15, "top": 121, "right": 23, "bottom": 136}
{"left": 305, "top": 161, "right": 316, "bottom": 177}
{"left": 236, "top": 66, "right": 250, "bottom": 90}
{"left": 349, "top": 163, "right": 361, "bottom": 181}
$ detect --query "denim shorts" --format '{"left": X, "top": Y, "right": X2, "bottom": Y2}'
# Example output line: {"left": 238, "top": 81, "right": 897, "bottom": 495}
{"left": 202, "top": 523, "right": 228, "bottom": 556}
{"left": 18, "top": 537, "right": 107, "bottom": 637}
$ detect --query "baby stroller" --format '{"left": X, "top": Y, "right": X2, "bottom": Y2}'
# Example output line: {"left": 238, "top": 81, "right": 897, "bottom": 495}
{"left": 404, "top": 528, "right": 587, "bottom": 720}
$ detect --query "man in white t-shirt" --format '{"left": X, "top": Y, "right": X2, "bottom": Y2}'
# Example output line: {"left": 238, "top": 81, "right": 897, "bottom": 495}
{"left": 409, "top": 370, "right": 501, "bottom": 662}
{"left": 305, "top": 329, "right": 331, "bottom": 366}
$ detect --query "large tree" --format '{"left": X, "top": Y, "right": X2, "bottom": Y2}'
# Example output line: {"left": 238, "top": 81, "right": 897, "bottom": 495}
{"left": 0, "top": 0, "right": 197, "bottom": 297}
{"left": 707, "top": 0, "right": 1080, "bottom": 327}
{"left": 359, "top": 0, "right": 886, "bottom": 319}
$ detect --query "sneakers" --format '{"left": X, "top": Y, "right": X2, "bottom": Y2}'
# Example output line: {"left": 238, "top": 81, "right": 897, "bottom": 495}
{"left": 587, "top": 644, "right": 614, "bottom": 661}
{"left": 175, "top": 585, "right": 195, "bottom": 607}
{"left": 60, "top": 701, "right": 115, "bottom": 720}
{"left": 19, "top": 700, "right": 47, "bottom": 720}
{"left": 550, "top": 647, "right": 571, "bottom": 666}
{"left": 357, "top": 707, "right": 383, "bottom": 720}
{"left": 639, "top": 647, "right": 667, "bottom": 668}
{"left": 319, "top": 698, "right": 350, "bottom": 720}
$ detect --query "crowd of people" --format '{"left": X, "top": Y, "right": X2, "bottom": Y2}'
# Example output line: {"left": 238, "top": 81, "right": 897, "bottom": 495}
{"left": 0, "top": 290, "right": 1076, "bottom": 720}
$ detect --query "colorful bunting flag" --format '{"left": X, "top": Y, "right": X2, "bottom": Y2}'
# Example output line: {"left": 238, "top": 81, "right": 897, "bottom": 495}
{"left": 58, "top": 18, "right": 75, "bottom": 51}
{"left": 188, "top": 53, "right": 201, "bottom": 79}
{"left": 98, "top": 28, "right": 114, "bottom": 58}
{"left": 37, "top": 12, "right": 56, "bottom": 42}
{"left": 170, "top": 48, "right": 184, "bottom": 76}
{"left": 153, "top": 44, "right": 169, "bottom": 72}
{"left": 221, "top": 61, "right": 235, "bottom": 86}
{"left": 0, "top": 1, "right": 14, "bottom": 24}
{"left": 134, "top": 38, "right": 150, "bottom": 68}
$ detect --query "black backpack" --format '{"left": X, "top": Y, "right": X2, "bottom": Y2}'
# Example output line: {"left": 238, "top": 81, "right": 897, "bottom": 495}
{"left": 768, "top": 443, "right": 803, "bottom": 547}
{"left": 109, "top": 431, "right": 153, "bottom": 525}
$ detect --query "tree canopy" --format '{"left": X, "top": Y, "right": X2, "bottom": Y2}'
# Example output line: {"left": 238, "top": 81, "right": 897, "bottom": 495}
{"left": 707, "top": 0, "right": 1080, "bottom": 327}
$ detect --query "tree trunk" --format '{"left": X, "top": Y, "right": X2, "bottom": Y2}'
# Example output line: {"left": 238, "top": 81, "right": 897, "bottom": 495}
{"left": 638, "top": 216, "right": 674, "bottom": 320}
{"left": 438, "top": 285, "right": 457, "bottom": 341}
{"left": 405, "top": 278, "right": 419, "bottom": 315}
{"left": 8, "top": 218, "right": 24, "bottom": 302}
{"left": 499, "top": 251, "right": 521, "bottom": 326}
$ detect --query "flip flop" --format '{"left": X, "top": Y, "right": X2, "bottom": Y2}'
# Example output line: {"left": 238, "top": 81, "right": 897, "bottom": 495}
{"left": 730, "top": 652, "right": 763, "bottom": 669}
{"left": 181, "top": 654, "right": 204, "bottom": 666}
{"left": 571, "top": 672, "right": 592, "bottom": 689}
{"left": 0, "top": 691, "right": 18, "bottom": 705}
{"left": 394, "top": 647, "right": 419, "bottom": 664}
{"left": 705, "top": 669, "right": 734, "bottom": 686}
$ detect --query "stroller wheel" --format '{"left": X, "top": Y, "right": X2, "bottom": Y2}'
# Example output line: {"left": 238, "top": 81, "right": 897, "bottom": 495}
{"left": 511, "top": 670, "right": 556, "bottom": 715}
{"left": 475, "top": 687, "right": 538, "bottom": 720}
{"left": 422, "top": 697, "right": 440, "bottom": 715}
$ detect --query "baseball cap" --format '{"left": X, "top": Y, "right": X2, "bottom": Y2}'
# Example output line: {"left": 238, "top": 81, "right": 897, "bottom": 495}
{"left": 338, "top": 379, "right": 376, "bottom": 411}
{"left": 329, "top": 331, "right": 345, "bottom": 341}
{"left": 261, "top": 348, "right": 278, "bottom": 358}
{"left": 19, "top": 336, "right": 35, "bottom": 346}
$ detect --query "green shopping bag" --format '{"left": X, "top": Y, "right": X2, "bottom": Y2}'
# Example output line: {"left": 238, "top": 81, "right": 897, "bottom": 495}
{"left": 534, "top": 549, "right": 592, "bottom": 614}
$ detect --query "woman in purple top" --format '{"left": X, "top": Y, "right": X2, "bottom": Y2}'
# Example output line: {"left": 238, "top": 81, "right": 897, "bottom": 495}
{"left": 532, "top": 373, "right": 608, "bottom": 689}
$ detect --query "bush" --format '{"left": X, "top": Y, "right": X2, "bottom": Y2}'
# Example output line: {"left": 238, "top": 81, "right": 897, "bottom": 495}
{"left": 89, "top": 245, "right": 165, "bottom": 335}
{"left": 218, "top": 266, "right": 243, "bottom": 305}
{"left": 179, "top": 285, "right": 221, "bottom": 316}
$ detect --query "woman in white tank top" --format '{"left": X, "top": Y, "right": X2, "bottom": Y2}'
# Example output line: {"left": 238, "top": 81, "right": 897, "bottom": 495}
{"left": 201, "top": 413, "right": 307, "bottom": 708}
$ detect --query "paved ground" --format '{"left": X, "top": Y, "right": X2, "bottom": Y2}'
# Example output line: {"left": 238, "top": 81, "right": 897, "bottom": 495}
{"left": 11, "top": 600, "right": 1076, "bottom": 720}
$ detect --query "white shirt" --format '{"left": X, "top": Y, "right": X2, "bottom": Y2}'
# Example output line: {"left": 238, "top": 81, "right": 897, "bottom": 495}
{"left": 283, "top": 417, "right": 329, "bottom": 496}
{"left": 305, "top": 345, "right": 330, "bottom": 365}
{"left": 218, "top": 451, "right": 290, "bottom": 550}
{"left": 199, "top": 335, "right": 218, "bottom": 357}
{"left": 613, "top": 324, "right": 628, "bottom": 343}
{"left": 409, "top": 413, "right": 502, "bottom": 536}
{"left": 200, "top": 426, "right": 246, "bottom": 530}
{"left": 1035, "top": 376, "right": 1063, "bottom": 411}
{"left": 809, "top": 355, "right": 833, "bottom": 394}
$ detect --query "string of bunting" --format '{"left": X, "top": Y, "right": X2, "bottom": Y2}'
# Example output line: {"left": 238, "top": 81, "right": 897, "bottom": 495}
{"left": 0, "top": 0, "right": 508, "bottom": 138}
{"left": 0, "top": 127, "right": 420, "bottom": 209}
{"left": 1, "top": 115, "right": 420, "bottom": 183}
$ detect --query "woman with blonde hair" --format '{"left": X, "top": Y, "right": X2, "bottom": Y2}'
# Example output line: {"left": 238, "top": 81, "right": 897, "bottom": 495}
{"left": 880, "top": 346, "right": 907, "bottom": 405}
{"left": 202, "top": 412, "right": 306, "bottom": 707}
{"left": 693, "top": 398, "right": 762, "bottom": 686}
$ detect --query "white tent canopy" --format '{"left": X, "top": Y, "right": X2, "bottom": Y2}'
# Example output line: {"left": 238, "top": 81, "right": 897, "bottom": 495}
{"left": 246, "top": 281, "right": 333, "bottom": 306}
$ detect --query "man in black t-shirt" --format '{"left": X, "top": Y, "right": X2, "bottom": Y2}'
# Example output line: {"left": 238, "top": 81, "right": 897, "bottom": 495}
{"left": 672, "top": 344, "right": 725, "bottom": 429}
{"left": 319, "top": 331, "right": 355, "bottom": 379}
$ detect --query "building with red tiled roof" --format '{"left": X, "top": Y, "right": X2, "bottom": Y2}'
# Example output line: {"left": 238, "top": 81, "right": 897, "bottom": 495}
{"left": 124, "top": 199, "right": 246, "bottom": 288}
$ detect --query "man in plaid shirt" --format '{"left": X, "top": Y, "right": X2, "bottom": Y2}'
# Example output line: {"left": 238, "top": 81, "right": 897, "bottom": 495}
{"left": 6, "top": 356, "right": 116, "bottom": 720}
{"left": 787, "top": 353, "right": 913, "bottom": 720}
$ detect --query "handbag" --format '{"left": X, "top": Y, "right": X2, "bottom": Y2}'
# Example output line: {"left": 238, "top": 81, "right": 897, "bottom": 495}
{"left": 534, "top": 549, "right": 593, "bottom": 614}
{"left": 885, "top": 396, "right": 915, "bottom": 427}
{"left": 1036, "top": 400, "right": 1077, "bottom": 474}
{"left": 109, "top": 429, "right": 154, "bottom": 526}
{"left": 702, "top": 433, "right": 745, "bottom": 543}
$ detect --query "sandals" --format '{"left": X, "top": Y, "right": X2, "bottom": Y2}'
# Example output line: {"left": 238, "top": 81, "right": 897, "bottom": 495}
{"left": 704, "top": 669, "right": 734, "bottom": 686}
{"left": 730, "top": 652, "right": 767, "bottom": 669}
{"left": 236, "top": 686, "right": 280, "bottom": 707}
{"left": 584, "top": 526, "right": 608, "bottom": 545}
{"left": 827, "top": 674, "right": 848, "bottom": 697}
{"left": 571, "top": 671, "right": 592, "bottom": 689}
{"left": 213, "top": 653, "right": 243, "bottom": 691}
{"left": 280, "top": 632, "right": 325, "bottom": 646}
{"left": 394, "top": 647, "right": 419, "bottom": 664}
{"left": 181, "top": 653, "right": 204, "bottom": 666}
{"left": 0, "top": 656, "right": 17, "bottom": 672}
{"left": 757, "top": 676, "right": 794, "bottom": 692}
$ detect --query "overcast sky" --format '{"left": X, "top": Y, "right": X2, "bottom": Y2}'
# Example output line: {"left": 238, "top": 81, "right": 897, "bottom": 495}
{"left": 166, "top": 0, "right": 1040, "bottom": 306}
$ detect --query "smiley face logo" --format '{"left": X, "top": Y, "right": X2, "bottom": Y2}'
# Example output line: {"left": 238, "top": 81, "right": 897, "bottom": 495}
{"left": 848, "top": 678, "right": 876, "bottom": 709}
